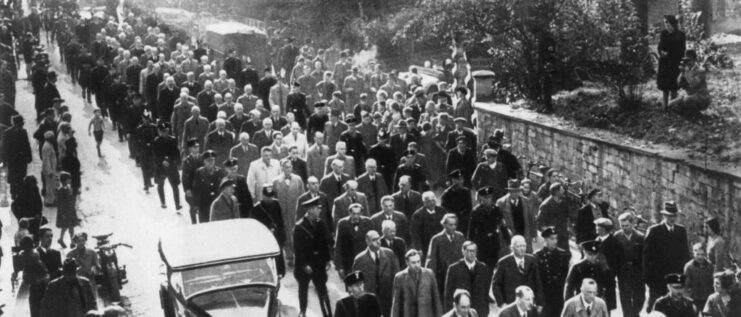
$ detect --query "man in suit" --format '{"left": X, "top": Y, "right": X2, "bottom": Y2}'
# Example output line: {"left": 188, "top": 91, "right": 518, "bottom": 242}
{"left": 440, "top": 170, "right": 473, "bottom": 235}
{"left": 613, "top": 212, "right": 645, "bottom": 317}
{"left": 339, "top": 116, "right": 367, "bottom": 173}
{"left": 333, "top": 180, "right": 371, "bottom": 224}
{"left": 594, "top": 218, "right": 623, "bottom": 312}
{"left": 153, "top": 122, "right": 183, "bottom": 210}
{"left": 643, "top": 201, "right": 690, "bottom": 312}
{"left": 370, "top": 195, "right": 411, "bottom": 243}
{"left": 209, "top": 179, "right": 239, "bottom": 221}
{"left": 288, "top": 145, "right": 309, "bottom": 182}
{"left": 293, "top": 196, "right": 333, "bottom": 317}
{"left": 410, "top": 191, "right": 446, "bottom": 258}
{"left": 181, "top": 106, "right": 209, "bottom": 149}
{"left": 335, "top": 203, "right": 374, "bottom": 278}
{"left": 392, "top": 176, "right": 423, "bottom": 219}
{"left": 390, "top": 121, "right": 416, "bottom": 161}
{"left": 498, "top": 286, "right": 539, "bottom": 317}
{"left": 307, "top": 131, "right": 330, "bottom": 178}
{"left": 497, "top": 179, "right": 537, "bottom": 253}
{"left": 335, "top": 271, "right": 383, "bottom": 317}
{"left": 445, "top": 117, "right": 476, "bottom": 151}
{"left": 391, "top": 249, "right": 443, "bottom": 317}
{"left": 37, "top": 227, "right": 62, "bottom": 280}
{"left": 296, "top": 176, "right": 333, "bottom": 229}
{"left": 537, "top": 183, "right": 572, "bottom": 251}
{"left": 491, "top": 235, "right": 544, "bottom": 308}
{"left": 324, "top": 141, "right": 356, "bottom": 177}
{"left": 192, "top": 151, "right": 228, "bottom": 223}
{"left": 468, "top": 187, "right": 508, "bottom": 267}
{"left": 561, "top": 278, "right": 609, "bottom": 317}
{"left": 575, "top": 189, "right": 610, "bottom": 244}
{"left": 564, "top": 241, "right": 613, "bottom": 311}
{"left": 427, "top": 213, "right": 465, "bottom": 297}
{"left": 324, "top": 109, "right": 348, "bottom": 153}
{"left": 381, "top": 220, "right": 408, "bottom": 270}
{"left": 443, "top": 241, "right": 492, "bottom": 317}
{"left": 320, "top": 158, "right": 352, "bottom": 205}
{"left": 204, "top": 119, "right": 235, "bottom": 168}
{"left": 252, "top": 118, "right": 277, "bottom": 151}
{"left": 40, "top": 259, "right": 98, "bottom": 317}
{"left": 229, "top": 132, "right": 260, "bottom": 176}
{"left": 442, "top": 290, "right": 479, "bottom": 317}
{"left": 445, "top": 137, "right": 477, "bottom": 188}
{"left": 353, "top": 230, "right": 401, "bottom": 317}
{"left": 394, "top": 150, "right": 428, "bottom": 192}
{"left": 534, "top": 227, "right": 570, "bottom": 317}
{"left": 2, "top": 115, "right": 33, "bottom": 197}
{"left": 369, "top": 130, "right": 397, "bottom": 190}
{"left": 358, "top": 159, "right": 390, "bottom": 214}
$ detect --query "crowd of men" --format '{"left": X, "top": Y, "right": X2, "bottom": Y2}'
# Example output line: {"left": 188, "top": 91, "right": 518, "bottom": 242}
{"left": 1, "top": 0, "right": 741, "bottom": 317}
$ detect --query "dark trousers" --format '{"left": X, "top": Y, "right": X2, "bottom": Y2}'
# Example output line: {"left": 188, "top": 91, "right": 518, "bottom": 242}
{"left": 198, "top": 203, "right": 211, "bottom": 223}
{"left": 8, "top": 162, "right": 27, "bottom": 199}
{"left": 693, "top": 299, "right": 707, "bottom": 312}
{"left": 156, "top": 166, "right": 181, "bottom": 206}
{"left": 295, "top": 267, "right": 332, "bottom": 317}
{"left": 542, "top": 285, "right": 565, "bottom": 317}
{"left": 646, "top": 282, "right": 667, "bottom": 313}
{"left": 94, "top": 92, "right": 108, "bottom": 117}
{"left": 618, "top": 270, "right": 645, "bottom": 317}
{"left": 140, "top": 157, "right": 155, "bottom": 188}
{"left": 29, "top": 281, "right": 47, "bottom": 317}
{"left": 185, "top": 196, "right": 197, "bottom": 224}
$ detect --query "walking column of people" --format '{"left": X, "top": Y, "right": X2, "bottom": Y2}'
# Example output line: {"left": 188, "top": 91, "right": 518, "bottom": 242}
{"left": 1, "top": 0, "right": 740, "bottom": 316}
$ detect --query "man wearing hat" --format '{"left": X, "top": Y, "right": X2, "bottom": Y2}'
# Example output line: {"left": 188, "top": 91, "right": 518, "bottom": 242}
{"left": 652, "top": 274, "right": 696, "bottom": 317}
{"left": 192, "top": 150, "right": 227, "bottom": 223}
{"left": 40, "top": 258, "right": 97, "bottom": 317}
{"left": 293, "top": 196, "right": 333, "bottom": 317}
{"left": 252, "top": 183, "right": 286, "bottom": 275}
{"left": 134, "top": 111, "right": 158, "bottom": 193}
{"left": 498, "top": 179, "right": 536, "bottom": 253}
{"left": 153, "top": 122, "right": 182, "bottom": 210}
{"left": 390, "top": 120, "right": 416, "bottom": 161}
{"left": 594, "top": 217, "right": 624, "bottom": 310}
{"left": 335, "top": 271, "right": 383, "bottom": 317}
{"left": 468, "top": 186, "right": 507, "bottom": 266}
{"left": 445, "top": 117, "right": 476, "bottom": 151}
{"left": 209, "top": 179, "right": 239, "bottom": 221}
{"left": 643, "top": 201, "right": 690, "bottom": 311}
{"left": 564, "top": 240, "right": 613, "bottom": 309}
{"left": 352, "top": 230, "right": 399, "bottom": 317}
{"left": 481, "top": 130, "right": 522, "bottom": 179}
{"left": 446, "top": 135, "right": 476, "bottom": 188}
{"left": 369, "top": 129, "right": 397, "bottom": 190}
{"left": 181, "top": 138, "right": 204, "bottom": 223}
{"left": 324, "top": 108, "right": 348, "bottom": 153}
{"left": 440, "top": 169, "right": 473, "bottom": 234}
{"left": 535, "top": 227, "right": 571, "bottom": 317}
{"left": 471, "top": 148, "right": 508, "bottom": 197}
{"left": 393, "top": 150, "right": 428, "bottom": 192}
{"left": 575, "top": 188, "right": 610, "bottom": 243}
{"left": 223, "top": 157, "right": 253, "bottom": 217}
{"left": 340, "top": 115, "right": 367, "bottom": 174}
{"left": 335, "top": 203, "right": 374, "bottom": 278}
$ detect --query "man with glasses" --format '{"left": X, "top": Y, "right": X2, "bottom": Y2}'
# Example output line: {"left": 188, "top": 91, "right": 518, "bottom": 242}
{"left": 443, "top": 241, "right": 492, "bottom": 317}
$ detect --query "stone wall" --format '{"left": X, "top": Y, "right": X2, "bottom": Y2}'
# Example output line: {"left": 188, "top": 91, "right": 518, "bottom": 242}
{"left": 475, "top": 103, "right": 741, "bottom": 256}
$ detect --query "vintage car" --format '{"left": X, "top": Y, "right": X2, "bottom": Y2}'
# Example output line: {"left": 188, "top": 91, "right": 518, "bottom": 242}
{"left": 158, "top": 219, "right": 281, "bottom": 317}
{"left": 203, "top": 20, "right": 270, "bottom": 76}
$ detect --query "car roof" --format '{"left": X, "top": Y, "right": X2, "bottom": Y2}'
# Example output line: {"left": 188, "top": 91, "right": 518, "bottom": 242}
{"left": 159, "top": 219, "right": 279, "bottom": 269}
{"left": 205, "top": 21, "right": 266, "bottom": 36}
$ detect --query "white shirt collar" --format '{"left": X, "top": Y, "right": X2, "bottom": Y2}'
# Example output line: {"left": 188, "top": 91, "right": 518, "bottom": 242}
{"left": 464, "top": 260, "right": 475, "bottom": 270}
{"left": 516, "top": 305, "right": 528, "bottom": 317}
{"left": 665, "top": 222, "right": 674, "bottom": 231}
{"left": 581, "top": 295, "right": 592, "bottom": 310}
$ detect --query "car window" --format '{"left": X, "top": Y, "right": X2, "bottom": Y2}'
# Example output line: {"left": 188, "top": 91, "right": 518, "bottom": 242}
{"left": 190, "top": 286, "right": 271, "bottom": 316}
{"left": 181, "top": 258, "right": 276, "bottom": 297}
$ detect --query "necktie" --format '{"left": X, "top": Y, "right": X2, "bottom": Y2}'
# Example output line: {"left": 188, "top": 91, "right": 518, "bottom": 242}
{"left": 336, "top": 178, "right": 342, "bottom": 194}
{"left": 372, "top": 177, "right": 378, "bottom": 200}
{"left": 586, "top": 306, "right": 591, "bottom": 316}
{"left": 351, "top": 196, "right": 356, "bottom": 203}
{"left": 523, "top": 313, "right": 527, "bottom": 317}
{"left": 404, "top": 194, "right": 409, "bottom": 213}
{"left": 374, "top": 252, "right": 379, "bottom": 266}
{"left": 518, "top": 260, "right": 524, "bottom": 273}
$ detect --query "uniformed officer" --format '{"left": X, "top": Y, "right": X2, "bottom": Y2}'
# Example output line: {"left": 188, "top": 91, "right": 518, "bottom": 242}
{"left": 563, "top": 240, "right": 614, "bottom": 310}
{"left": 440, "top": 169, "right": 473, "bottom": 234}
{"left": 334, "top": 271, "right": 382, "bottom": 317}
{"left": 393, "top": 150, "right": 428, "bottom": 192}
{"left": 192, "top": 150, "right": 226, "bottom": 223}
{"left": 293, "top": 196, "right": 333, "bottom": 317}
{"left": 181, "top": 138, "right": 204, "bottom": 224}
{"left": 223, "top": 157, "right": 253, "bottom": 218}
{"left": 652, "top": 274, "right": 696, "bottom": 317}
{"left": 339, "top": 115, "right": 367, "bottom": 174}
{"left": 534, "top": 227, "right": 571, "bottom": 317}
{"left": 466, "top": 186, "right": 507, "bottom": 267}
{"left": 153, "top": 122, "right": 182, "bottom": 210}
{"left": 134, "top": 112, "right": 157, "bottom": 193}
{"left": 368, "top": 130, "right": 396, "bottom": 190}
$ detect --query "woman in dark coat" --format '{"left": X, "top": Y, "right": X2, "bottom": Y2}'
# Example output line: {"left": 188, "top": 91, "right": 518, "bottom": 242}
{"left": 55, "top": 172, "right": 78, "bottom": 248}
{"left": 60, "top": 132, "right": 81, "bottom": 195}
{"left": 11, "top": 175, "right": 43, "bottom": 221}
{"left": 657, "top": 15, "right": 686, "bottom": 108}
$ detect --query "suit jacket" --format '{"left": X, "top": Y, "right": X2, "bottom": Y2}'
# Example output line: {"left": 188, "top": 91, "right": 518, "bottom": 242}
{"left": 391, "top": 267, "right": 443, "bottom": 317}
{"left": 40, "top": 276, "right": 97, "bottom": 317}
{"left": 410, "top": 206, "right": 446, "bottom": 256}
{"left": 332, "top": 192, "right": 370, "bottom": 225}
{"left": 441, "top": 309, "right": 479, "bottom": 317}
{"left": 324, "top": 121, "right": 349, "bottom": 153}
{"left": 354, "top": 247, "right": 401, "bottom": 317}
{"left": 335, "top": 293, "right": 383, "bottom": 317}
{"left": 335, "top": 216, "right": 374, "bottom": 273}
{"left": 210, "top": 194, "right": 240, "bottom": 221}
{"left": 390, "top": 133, "right": 417, "bottom": 161}
{"left": 612, "top": 229, "right": 644, "bottom": 277}
{"left": 320, "top": 173, "right": 352, "bottom": 206}
{"left": 296, "top": 191, "right": 333, "bottom": 229}
{"left": 381, "top": 237, "right": 408, "bottom": 270}
{"left": 37, "top": 247, "right": 62, "bottom": 280}
{"left": 307, "top": 143, "right": 330, "bottom": 179}
{"left": 182, "top": 116, "right": 210, "bottom": 148}
{"left": 444, "top": 260, "right": 492, "bottom": 316}
{"left": 561, "top": 295, "right": 609, "bottom": 317}
{"left": 251, "top": 128, "right": 277, "bottom": 151}
{"left": 643, "top": 222, "right": 690, "bottom": 285}
{"left": 498, "top": 303, "right": 539, "bottom": 317}
{"left": 324, "top": 154, "right": 356, "bottom": 177}
{"left": 445, "top": 128, "right": 476, "bottom": 151}
{"left": 426, "top": 231, "right": 465, "bottom": 288}
{"left": 575, "top": 203, "right": 610, "bottom": 243}
{"left": 497, "top": 193, "right": 537, "bottom": 251}
{"left": 392, "top": 190, "right": 423, "bottom": 219}
{"left": 204, "top": 130, "right": 236, "bottom": 166}
{"left": 370, "top": 210, "right": 410, "bottom": 244}
{"left": 229, "top": 143, "right": 260, "bottom": 176}
{"left": 491, "top": 254, "right": 544, "bottom": 306}
{"left": 357, "top": 172, "right": 389, "bottom": 215}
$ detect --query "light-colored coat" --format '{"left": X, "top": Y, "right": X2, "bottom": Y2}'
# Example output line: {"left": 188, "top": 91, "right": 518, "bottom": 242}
{"left": 283, "top": 132, "right": 308, "bottom": 159}
{"left": 229, "top": 143, "right": 260, "bottom": 176}
{"left": 391, "top": 267, "right": 443, "bottom": 317}
{"left": 497, "top": 193, "right": 538, "bottom": 252}
{"left": 273, "top": 173, "right": 305, "bottom": 250}
{"left": 306, "top": 143, "right": 330, "bottom": 179}
{"left": 246, "top": 158, "right": 281, "bottom": 201}
{"left": 209, "top": 194, "right": 239, "bottom": 221}
{"left": 561, "top": 294, "right": 609, "bottom": 317}
{"left": 324, "top": 154, "right": 356, "bottom": 177}
{"left": 332, "top": 192, "right": 370, "bottom": 225}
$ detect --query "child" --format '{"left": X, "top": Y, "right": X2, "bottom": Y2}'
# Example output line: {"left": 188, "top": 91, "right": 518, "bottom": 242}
{"left": 14, "top": 218, "right": 31, "bottom": 247}
{"left": 56, "top": 171, "right": 78, "bottom": 248}
{"left": 88, "top": 108, "right": 105, "bottom": 157}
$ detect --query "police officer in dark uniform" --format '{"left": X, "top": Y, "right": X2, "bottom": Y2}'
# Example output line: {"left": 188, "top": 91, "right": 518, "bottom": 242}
{"left": 393, "top": 150, "right": 428, "bottom": 192}
{"left": 286, "top": 81, "right": 309, "bottom": 129}
{"left": 466, "top": 187, "right": 507, "bottom": 267}
{"left": 339, "top": 116, "right": 367, "bottom": 174}
{"left": 445, "top": 117, "right": 476, "bottom": 151}
{"left": 181, "top": 138, "right": 203, "bottom": 224}
{"left": 563, "top": 240, "right": 614, "bottom": 310}
{"left": 535, "top": 227, "right": 571, "bottom": 317}
{"left": 652, "top": 274, "right": 696, "bottom": 317}
{"left": 293, "top": 196, "right": 333, "bottom": 317}
{"left": 223, "top": 158, "right": 253, "bottom": 218}
{"left": 192, "top": 150, "right": 226, "bottom": 224}
{"left": 368, "top": 130, "right": 396, "bottom": 190}
{"left": 134, "top": 112, "right": 157, "bottom": 193}
{"left": 335, "top": 271, "right": 382, "bottom": 317}
{"left": 153, "top": 122, "right": 182, "bottom": 210}
{"left": 252, "top": 184, "right": 285, "bottom": 276}
{"left": 440, "top": 169, "right": 473, "bottom": 234}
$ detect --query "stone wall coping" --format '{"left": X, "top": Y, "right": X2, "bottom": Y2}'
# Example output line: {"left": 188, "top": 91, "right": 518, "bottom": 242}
{"left": 474, "top": 102, "right": 741, "bottom": 181}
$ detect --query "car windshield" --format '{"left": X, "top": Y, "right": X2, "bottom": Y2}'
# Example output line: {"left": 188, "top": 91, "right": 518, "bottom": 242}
{"left": 189, "top": 285, "right": 272, "bottom": 317}
{"left": 180, "top": 259, "right": 276, "bottom": 298}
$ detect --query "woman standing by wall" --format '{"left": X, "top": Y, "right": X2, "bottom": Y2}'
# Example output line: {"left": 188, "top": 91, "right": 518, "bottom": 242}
{"left": 657, "top": 15, "right": 686, "bottom": 109}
